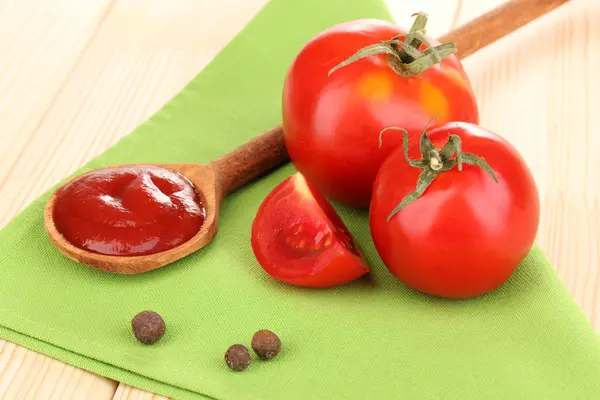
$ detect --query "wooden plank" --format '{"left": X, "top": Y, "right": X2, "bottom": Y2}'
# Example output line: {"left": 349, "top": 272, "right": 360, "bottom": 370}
{"left": 0, "top": 0, "right": 269, "bottom": 228}
{"left": 0, "top": 0, "right": 124, "bottom": 397}
{"left": 0, "top": 0, "right": 115, "bottom": 202}
{"left": 112, "top": 384, "right": 169, "bottom": 400}
{"left": 461, "top": 0, "right": 600, "bottom": 326}
{"left": 0, "top": 340, "right": 118, "bottom": 399}
{"left": 455, "top": 0, "right": 508, "bottom": 25}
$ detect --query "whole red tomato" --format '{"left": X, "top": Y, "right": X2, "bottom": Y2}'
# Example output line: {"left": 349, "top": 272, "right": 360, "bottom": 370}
{"left": 282, "top": 16, "right": 479, "bottom": 207}
{"left": 369, "top": 122, "right": 539, "bottom": 298}
{"left": 251, "top": 172, "right": 370, "bottom": 288}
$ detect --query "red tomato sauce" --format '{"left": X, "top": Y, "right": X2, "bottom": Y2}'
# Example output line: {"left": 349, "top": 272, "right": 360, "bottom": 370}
{"left": 53, "top": 165, "right": 205, "bottom": 256}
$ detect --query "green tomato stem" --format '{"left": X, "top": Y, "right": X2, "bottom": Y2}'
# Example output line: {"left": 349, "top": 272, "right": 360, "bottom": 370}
{"left": 379, "top": 118, "right": 500, "bottom": 221}
{"left": 328, "top": 12, "right": 457, "bottom": 78}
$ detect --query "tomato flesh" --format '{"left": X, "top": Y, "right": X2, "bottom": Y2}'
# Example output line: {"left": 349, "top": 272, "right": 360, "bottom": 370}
{"left": 369, "top": 122, "right": 540, "bottom": 298}
{"left": 283, "top": 19, "right": 479, "bottom": 207}
{"left": 251, "top": 173, "right": 369, "bottom": 288}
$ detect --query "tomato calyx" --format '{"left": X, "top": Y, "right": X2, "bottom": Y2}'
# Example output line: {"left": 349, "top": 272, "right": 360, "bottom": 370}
{"left": 379, "top": 116, "right": 499, "bottom": 221}
{"left": 328, "top": 12, "right": 457, "bottom": 78}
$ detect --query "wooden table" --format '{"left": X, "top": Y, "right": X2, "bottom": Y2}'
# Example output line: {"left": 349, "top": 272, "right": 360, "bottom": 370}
{"left": 1, "top": 0, "right": 598, "bottom": 398}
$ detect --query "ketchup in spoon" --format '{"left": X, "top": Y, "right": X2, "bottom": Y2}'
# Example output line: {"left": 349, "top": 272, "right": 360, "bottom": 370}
{"left": 53, "top": 166, "right": 205, "bottom": 256}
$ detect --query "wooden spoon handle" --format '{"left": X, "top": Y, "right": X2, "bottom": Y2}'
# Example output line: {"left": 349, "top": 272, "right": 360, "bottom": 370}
{"left": 210, "top": 125, "right": 287, "bottom": 196}
{"left": 209, "top": 0, "right": 567, "bottom": 197}
{"left": 440, "top": 0, "right": 569, "bottom": 58}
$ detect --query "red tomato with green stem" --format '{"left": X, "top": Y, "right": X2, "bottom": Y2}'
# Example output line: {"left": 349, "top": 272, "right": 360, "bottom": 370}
{"left": 369, "top": 121, "right": 540, "bottom": 299}
{"left": 251, "top": 172, "right": 369, "bottom": 288}
{"left": 282, "top": 14, "right": 479, "bottom": 207}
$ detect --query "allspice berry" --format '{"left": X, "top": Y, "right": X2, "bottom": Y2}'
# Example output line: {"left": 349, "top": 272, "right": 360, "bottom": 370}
{"left": 131, "top": 311, "right": 166, "bottom": 344}
{"left": 225, "top": 344, "right": 251, "bottom": 371}
{"left": 251, "top": 329, "right": 281, "bottom": 360}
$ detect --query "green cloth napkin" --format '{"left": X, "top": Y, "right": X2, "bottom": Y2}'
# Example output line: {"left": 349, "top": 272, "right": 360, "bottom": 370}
{"left": 1, "top": 0, "right": 600, "bottom": 398}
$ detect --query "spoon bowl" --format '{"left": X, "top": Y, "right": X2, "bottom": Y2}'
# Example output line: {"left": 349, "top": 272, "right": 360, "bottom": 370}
{"left": 44, "top": 163, "right": 221, "bottom": 274}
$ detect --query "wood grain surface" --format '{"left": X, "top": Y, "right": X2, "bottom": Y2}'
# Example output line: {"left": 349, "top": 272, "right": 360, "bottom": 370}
{"left": 1, "top": 0, "right": 598, "bottom": 398}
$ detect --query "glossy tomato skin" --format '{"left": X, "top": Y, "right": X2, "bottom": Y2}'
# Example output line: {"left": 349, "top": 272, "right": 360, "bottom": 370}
{"left": 251, "top": 172, "right": 369, "bottom": 288}
{"left": 369, "top": 122, "right": 539, "bottom": 298}
{"left": 283, "top": 19, "right": 479, "bottom": 207}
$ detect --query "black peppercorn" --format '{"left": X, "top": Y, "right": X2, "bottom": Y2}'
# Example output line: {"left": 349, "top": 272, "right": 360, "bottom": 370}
{"left": 251, "top": 329, "right": 281, "bottom": 360}
{"left": 131, "top": 311, "right": 166, "bottom": 344}
{"left": 225, "top": 344, "right": 251, "bottom": 371}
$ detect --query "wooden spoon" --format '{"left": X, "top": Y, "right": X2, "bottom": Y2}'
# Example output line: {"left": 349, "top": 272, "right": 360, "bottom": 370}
{"left": 44, "top": 0, "right": 568, "bottom": 274}
{"left": 44, "top": 125, "right": 287, "bottom": 274}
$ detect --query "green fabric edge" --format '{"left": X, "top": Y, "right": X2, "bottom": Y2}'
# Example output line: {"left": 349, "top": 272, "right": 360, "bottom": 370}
{"left": 0, "top": 326, "right": 210, "bottom": 400}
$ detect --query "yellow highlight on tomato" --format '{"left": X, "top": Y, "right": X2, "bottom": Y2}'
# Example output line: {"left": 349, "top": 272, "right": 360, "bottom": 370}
{"left": 444, "top": 68, "right": 470, "bottom": 90}
{"left": 419, "top": 80, "right": 449, "bottom": 121}
{"left": 293, "top": 173, "right": 313, "bottom": 199}
{"left": 356, "top": 72, "right": 393, "bottom": 101}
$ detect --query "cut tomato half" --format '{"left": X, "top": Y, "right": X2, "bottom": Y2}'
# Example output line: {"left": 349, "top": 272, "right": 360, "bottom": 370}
{"left": 251, "top": 172, "right": 370, "bottom": 288}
